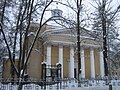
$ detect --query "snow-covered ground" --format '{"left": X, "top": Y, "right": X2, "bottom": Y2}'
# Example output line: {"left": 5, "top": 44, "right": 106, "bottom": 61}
{"left": 0, "top": 79, "right": 120, "bottom": 90}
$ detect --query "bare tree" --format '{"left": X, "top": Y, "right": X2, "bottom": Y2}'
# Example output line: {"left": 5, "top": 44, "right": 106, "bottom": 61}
{"left": 91, "top": 0, "right": 120, "bottom": 76}
{"left": 56, "top": 0, "right": 120, "bottom": 79}
{"left": 0, "top": 0, "right": 56, "bottom": 89}
{"left": 53, "top": 0, "right": 87, "bottom": 81}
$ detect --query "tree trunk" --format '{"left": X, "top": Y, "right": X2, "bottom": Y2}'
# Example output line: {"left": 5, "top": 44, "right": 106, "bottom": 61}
{"left": 18, "top": 80, "right": 23, "bottom": 90}
{"left": 77, "top": 0, "right": 82, "bottom": 80}
{"left": 102, "top": 0, "right": 108, "bottom": 76}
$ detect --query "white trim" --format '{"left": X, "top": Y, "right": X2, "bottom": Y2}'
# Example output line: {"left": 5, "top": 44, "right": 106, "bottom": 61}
{"left": 100, "top": 50, "right": 105, "bottom": 78}
{"left": 59, "top": 45, "right": 63, "bottom": 78}
{"left": 44, "top": 40, "right": 101, "bottom": 48}
{"left": 90, "top": 47, "right": 95, "bottom": 79}
{"left": 46, "top": 45, "right": 51, "bottom": 65}
{"left": 81, "top": 47, "right": 85, "bottom": 79}
{"left": 49, "top": 34, "right": 95, "bottom": 40}
{"left": 28, "top": 32, "right": 36, "bottom": 36}
{"left": 69, "top": 46, "right": 74, "bottom": 78}
{"left": 0, "top": 65, "right": 3, "bottom": 72}
{"left": 40, "top": 28, "right": 69, "bottom": 36}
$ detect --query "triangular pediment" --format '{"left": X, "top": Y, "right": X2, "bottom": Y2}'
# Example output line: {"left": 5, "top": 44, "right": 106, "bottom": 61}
{"left": 41, "top": 25, "right": 97, "bottom": 40}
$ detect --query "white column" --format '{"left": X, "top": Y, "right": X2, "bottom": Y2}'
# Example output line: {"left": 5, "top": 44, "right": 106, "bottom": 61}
{"left": 90, "top": 47, "right": 95, "bottom": 79}
{"left": 46, "top": 45, "right": 51, "bottom": 65}
{"left": 100, "top": 49, "right": 105, "bottom": 78}
{"left": 69, "top": 46, "right": 74, "bottom": 78}
{"left": 81, "top": 47, "right": 85, "bottom": 79}
{"left": 59, "top": 45, "right": 63, "bottom": 78}
{"left": 0, "top": 65, "right": 2, "bottom": 78}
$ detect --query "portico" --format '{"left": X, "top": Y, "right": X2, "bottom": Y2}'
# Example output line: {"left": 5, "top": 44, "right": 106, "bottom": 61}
{"left": 1, "top": 24, "right": 106, "bottom": 80}
{"left": 45, "top": 41, "right": 105, "bottom": 79}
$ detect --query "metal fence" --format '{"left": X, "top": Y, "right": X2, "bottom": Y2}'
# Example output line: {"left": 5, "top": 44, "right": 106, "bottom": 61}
{"left": 0, "top": 78, "right": 120, "bottom": 90}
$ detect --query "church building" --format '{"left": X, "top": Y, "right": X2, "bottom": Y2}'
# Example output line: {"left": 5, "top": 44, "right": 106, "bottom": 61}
{"left": 2, "top": 9, "right": 105, "bottom": 81}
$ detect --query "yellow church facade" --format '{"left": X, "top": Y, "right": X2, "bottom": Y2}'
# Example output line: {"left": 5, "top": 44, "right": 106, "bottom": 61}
{"left": 27, "top": 23, "right": 105, "bottom": 80}
{"left": 2, "top": 23, "right": 105, "bottom": 80}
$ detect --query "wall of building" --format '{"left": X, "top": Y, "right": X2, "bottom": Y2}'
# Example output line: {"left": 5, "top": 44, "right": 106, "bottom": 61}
{"left": 27, "top": 37, "right": 43, "bottom": 79}
{"left": 94, "top": 48, "right": 100, "bottom": 78}
{"left": 84, "top": 48, "right": 91, "bottom": 79}
{"left": 63, "top": 46, "right": 69, "bottom": 78}
{"left": 2, "top": 59, "right": 11, "bottom": 78}
{"left": 2, "top": 45, "right": 101, "bottom": 80}
{"left": 2, "top": 24, "right": 102, "bottom": 80}
{"left": 2, "top": 58, "right": 19, "bottom": 79}
{"left": 51, "top": 46, "right": 58, "bottom": 65}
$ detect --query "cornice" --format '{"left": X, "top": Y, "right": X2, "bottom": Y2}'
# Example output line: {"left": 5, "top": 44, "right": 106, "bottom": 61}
{"left": 44, "top": 40, "right": 101, "bottom": 48}
{"left": 48, "top": 34, "right": 96, "bottom": 41}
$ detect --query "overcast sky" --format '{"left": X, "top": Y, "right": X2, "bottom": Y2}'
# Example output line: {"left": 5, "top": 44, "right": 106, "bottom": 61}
{"left": 44, "top": 0, "right": 120, "bottom": 19}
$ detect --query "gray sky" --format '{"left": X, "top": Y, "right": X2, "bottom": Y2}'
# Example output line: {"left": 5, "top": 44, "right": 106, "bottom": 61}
{"left": 42, "top": 0, "right": 120, "bottom": 28}
{"left": 46, "top": 0, "right": 120, "bottom": 18}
